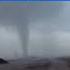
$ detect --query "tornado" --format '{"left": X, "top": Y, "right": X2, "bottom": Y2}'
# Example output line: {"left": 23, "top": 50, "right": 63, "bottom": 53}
{"left": 12, "top": 6, "right": 29, "bottom": 58}
{"left": 15, "top": 13, "right": 29, "bottom": 58}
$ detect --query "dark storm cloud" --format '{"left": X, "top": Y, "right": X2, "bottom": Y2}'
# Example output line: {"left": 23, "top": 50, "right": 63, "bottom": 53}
{"left": 0, "top": 2, "right": 69, "bottom": 59}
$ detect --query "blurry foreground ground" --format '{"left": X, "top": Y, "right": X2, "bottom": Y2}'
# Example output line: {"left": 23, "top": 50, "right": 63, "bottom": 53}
{"left": 0, "top": 56, "right": 70, "bottom": 70}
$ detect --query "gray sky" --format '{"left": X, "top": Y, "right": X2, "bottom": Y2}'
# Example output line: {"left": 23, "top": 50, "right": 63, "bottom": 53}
{"left": 0, "top": 2, "right": 70, "bottom": 60}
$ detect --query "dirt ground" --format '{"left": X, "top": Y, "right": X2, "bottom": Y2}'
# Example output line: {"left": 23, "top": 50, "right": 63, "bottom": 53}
{"left": 0, "top": 57, "right": 70, "bottom": 70}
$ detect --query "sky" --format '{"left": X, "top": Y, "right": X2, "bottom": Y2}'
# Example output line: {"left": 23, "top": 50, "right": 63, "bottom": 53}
{"left": 0, "top": 2, "right": 70, "bottom": 60}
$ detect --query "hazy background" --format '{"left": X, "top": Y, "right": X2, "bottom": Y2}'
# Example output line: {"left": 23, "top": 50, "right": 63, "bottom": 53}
{"left": 0, "top": 2, "right": 70, "bottom": 60}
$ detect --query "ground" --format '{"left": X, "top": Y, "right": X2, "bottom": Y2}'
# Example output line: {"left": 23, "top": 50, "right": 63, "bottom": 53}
{"left": 0, "top": 57, "right": 70, "bottom": 70}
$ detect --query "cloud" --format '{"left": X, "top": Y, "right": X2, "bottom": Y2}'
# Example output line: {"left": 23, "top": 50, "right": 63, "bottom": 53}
{"left": 0, "top": 2, "right": 70, "bottom": 59}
